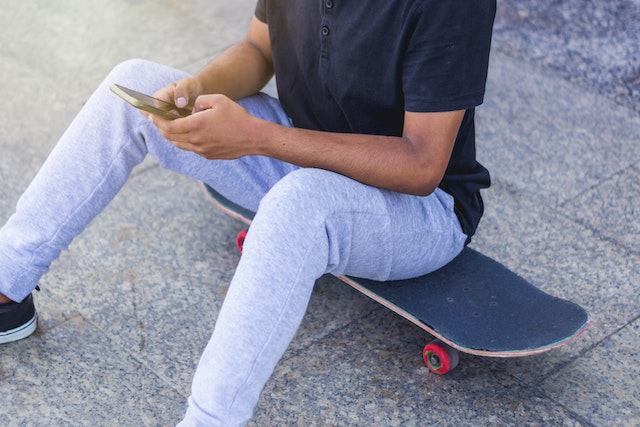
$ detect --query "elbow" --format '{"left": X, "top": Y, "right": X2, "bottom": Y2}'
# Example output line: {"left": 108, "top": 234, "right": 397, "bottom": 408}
{"left": 398, "top": 137, "right": 451, "bottom": 197}
{"left": 412, "top": 187, "right": 438, "bottom": 198}
{"left": 409, "top": 182, "right": 440, "bottom": 198}
{"left": 400, "top": 170, "right": 444, "bottom": 197}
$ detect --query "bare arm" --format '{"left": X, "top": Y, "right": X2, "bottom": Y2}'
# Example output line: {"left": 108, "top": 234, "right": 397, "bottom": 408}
{"left": 151, "top": 17, "right": 463, "bottom": 196}
{"left": 154, "top": 16, "right": 273, "bottom": 107}
{"left": 253, "top": 110, "right": 464, "bottom": 196}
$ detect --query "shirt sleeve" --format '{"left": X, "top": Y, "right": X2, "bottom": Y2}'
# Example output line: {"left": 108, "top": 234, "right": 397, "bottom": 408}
{"left": 254, "top": 0, "right": 267, "bottom": 23}
{"left": 402, "top": 0, "right": 496, "bottom": 112}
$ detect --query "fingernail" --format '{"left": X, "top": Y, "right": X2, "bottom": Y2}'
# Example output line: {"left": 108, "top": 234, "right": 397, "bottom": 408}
{"left": 176, "top": 97, "right": 187, "bottom": 108}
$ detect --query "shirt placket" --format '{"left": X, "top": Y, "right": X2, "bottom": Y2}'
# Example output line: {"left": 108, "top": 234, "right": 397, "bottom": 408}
{"left": 319, "top": 0, "right": 335, "bottom": 63}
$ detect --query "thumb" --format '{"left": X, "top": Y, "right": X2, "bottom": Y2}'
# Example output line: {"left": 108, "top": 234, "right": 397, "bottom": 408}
{"left": 174, "top": 89, "right": 189, "bottom": 109}
{"left": 173, "top": 79, "right": 191, "bottom": 108}
{"left": 173, "top": 78, "right": 199, "bottom": 108}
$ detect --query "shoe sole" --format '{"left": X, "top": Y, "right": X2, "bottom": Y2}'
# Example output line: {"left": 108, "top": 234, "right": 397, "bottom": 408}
{"left": 0, "top": 313, "right": 37, "bottom": 344}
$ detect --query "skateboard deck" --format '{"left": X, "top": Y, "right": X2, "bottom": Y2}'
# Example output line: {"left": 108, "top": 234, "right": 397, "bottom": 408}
{"left": 201, "top": 182, "right": 591, "bottom": 373}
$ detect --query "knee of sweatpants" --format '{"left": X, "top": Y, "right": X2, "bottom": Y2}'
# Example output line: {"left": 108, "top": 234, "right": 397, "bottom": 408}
{"left": 106, "top": 58, "right": 163, "bottom": 92}
{"left": 252, "top": 169, "right": 378, "bottom": 276}
{"left": 244, "top": 170, "right": 330, "bottom": 273}
{"left": 257, "top": 168, "right": 340, "bottom": 223}
{"left": 247, "top": 169, "right": 337, "bottom": 254}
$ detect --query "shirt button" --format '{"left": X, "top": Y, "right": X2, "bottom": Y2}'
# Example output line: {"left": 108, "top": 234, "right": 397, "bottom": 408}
{"left": 325, "top": 0, "right": 334, "bottom": 9}
{"left": 321, "top": 25, "right": 330, "bottom": 36}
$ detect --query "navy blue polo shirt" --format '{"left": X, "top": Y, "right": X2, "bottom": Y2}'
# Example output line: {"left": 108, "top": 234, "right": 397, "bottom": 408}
{"left": 255, "top": 0, "right": 495, "bottom": 241}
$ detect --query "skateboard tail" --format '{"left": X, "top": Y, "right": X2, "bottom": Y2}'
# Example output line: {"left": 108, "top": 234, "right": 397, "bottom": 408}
{"left": 340, "top": 274, "right": 591, "bottom": 358}
{"left": 440, "top": 314, "right": 592, "bottom": 358}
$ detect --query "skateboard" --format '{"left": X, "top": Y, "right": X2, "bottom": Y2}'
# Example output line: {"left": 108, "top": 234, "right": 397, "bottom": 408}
{"left": 200, "top": 182, "right": 591, "bottom": 375}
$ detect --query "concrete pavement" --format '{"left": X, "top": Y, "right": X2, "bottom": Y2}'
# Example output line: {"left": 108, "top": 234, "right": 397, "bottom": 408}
{"left": 0, "top": 1, "right": 638, "bottom": 426}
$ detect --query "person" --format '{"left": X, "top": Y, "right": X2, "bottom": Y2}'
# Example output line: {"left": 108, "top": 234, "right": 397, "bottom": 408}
{"left": 0, "top": 0, "right": 496, "bottom": 425}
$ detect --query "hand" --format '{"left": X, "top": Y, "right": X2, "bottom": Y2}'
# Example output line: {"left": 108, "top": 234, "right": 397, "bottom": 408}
{"left": 150, "top": 94, "right": 261, "bottom": 160}
{"left": 139, "top": 77, "right": 204, "bottom": 120}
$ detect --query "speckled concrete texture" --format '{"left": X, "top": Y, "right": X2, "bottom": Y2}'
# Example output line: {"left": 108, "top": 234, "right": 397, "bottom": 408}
{"left": 1, "top": 1, "right": 638, "bottom": 426}
{"left": 493, "top": 0, "right": 640, "bottom": 113}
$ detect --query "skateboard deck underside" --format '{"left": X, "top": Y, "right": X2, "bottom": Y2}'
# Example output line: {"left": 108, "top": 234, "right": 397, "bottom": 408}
{"left": 201, "top": 183, "right": 590, "bottom": 357}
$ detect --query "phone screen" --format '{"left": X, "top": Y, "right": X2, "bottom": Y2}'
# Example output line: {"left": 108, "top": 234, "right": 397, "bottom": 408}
{"left": 110, "top": 84, "right": 191, "bottom": 119}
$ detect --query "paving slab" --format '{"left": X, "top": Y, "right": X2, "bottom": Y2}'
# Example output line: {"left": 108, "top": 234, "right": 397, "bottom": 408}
{"left": 493, "top": 0, "right": 640, "bottom": 113}
{"left": 477, "top": 51, "right": 640, "bottom": 208}
{"left": 563, "top": 163, "right": 640, "bottom": 254}
{"left": 0, "top": 316, "right": 185, "bottom": 426}
{"left": 0, "top": 0, "right": 253, "bottom": 93}
{"left": 543, "top": 318, "right": 640, "bottom": 426}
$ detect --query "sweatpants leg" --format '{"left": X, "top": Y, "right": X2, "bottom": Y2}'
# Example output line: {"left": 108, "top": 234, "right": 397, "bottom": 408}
{"left": 0, "top": 59, "right": 294, "bottom": 302}
{"left": 179, "top": 168, "right": 468, "bottom": 426}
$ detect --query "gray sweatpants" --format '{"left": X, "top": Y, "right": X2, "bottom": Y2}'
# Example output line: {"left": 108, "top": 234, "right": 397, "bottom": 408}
{"left": 0, "top": 60, "right": 467, "bottom": 426}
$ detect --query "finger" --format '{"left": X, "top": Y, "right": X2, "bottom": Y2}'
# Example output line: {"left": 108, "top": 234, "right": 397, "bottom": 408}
{"left": 174, "top": 78, "right": 201, "bottom": 109}
{"left": 148, "top": 112, "right": 195, "bottom": 141}
{"left": 150, "top": 119, "right": 192, "bottom": 151}
{"left": 193, "top": 94, "right": 225, "bottom": 113}
{"left": 152, "top": 84, "right": 175, "bottom": 104}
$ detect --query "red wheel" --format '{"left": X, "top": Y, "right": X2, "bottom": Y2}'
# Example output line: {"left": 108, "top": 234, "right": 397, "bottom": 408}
{"left": 423, "top": 340, "right": 459, "bottom": 375}
{"left": 236, "top": 230, "right": 248, "bottom": 253}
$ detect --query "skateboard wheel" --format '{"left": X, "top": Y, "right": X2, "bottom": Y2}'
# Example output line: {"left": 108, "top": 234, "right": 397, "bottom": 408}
{"left": 236, "top": 230, "right": 248, "bottom": 253}
{"left": 423, "top": 340, "right": 459, "bottom": 375}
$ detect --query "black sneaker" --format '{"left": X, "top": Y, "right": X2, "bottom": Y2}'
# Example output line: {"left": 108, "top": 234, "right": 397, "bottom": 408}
{"left": 0, "top": 293, "right": 37, "bottom": 344}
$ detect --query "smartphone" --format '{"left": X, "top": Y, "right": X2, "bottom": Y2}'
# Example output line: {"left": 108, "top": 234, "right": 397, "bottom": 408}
{"left": 110, "top": 83, "right": 191, "bottom": 119}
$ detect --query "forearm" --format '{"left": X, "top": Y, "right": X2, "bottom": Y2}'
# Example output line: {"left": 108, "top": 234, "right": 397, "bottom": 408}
{"left": 255, "top": 123, "right": 446, "bottom": 196}
{"left": 193, "top": 41, "right": 273, "bottom": 100}
{"left": 250, "top": 108, "right": 464, "bottom": 196}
